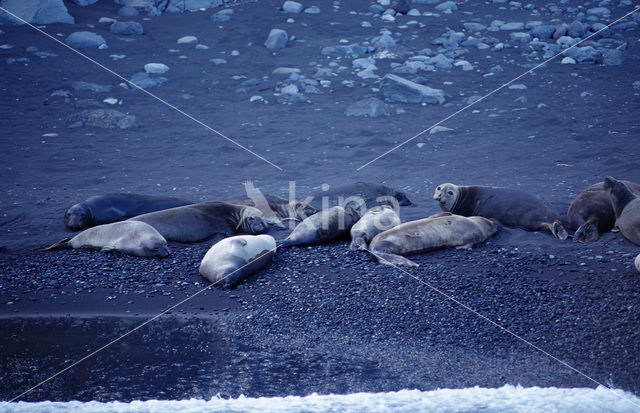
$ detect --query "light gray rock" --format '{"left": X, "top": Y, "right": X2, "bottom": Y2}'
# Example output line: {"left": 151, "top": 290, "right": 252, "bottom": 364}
{"left": 429, "top": 53, "right": 453, "bottom": 69}
{"left": 510, "top": 32, "right": 531, "bottom": 43}
{"left": 282, "top": 1, "right": 303, "bottom": 13}
{"left": 305, "top": 6, "right": 321, "bottom": 14}
{"left": 144, "top": 63, "right": 169, "bottom": 73}
{"left": 110, "top": 21, "right": 144, "bottom": 35}
{"left": 587, "top": 7, "right": 610, "bottom": 16}
{"left": 463, "top": 22, "right": 486, "bottom": 31}
{"left": 530, "top": 24, "right": 556, "bottom": 39}
{"left": 500, "top": 22, "right": 524, "bottom": 30}
{"left": 177, "top": 35, "right": 198, "bottom": 44}
{"left": 380, "top": 74, "right": 445, "bottom": 104}
{"left": 265, "top": 29, "right": 288, "bottom": 49}
{"left": 602, "top": 49, "right": 624, "bottom": 66}
{"left": 130, "top": 72, "right": 167, "bottom": 88}
{"left": 345, "top": 97, "right": 391, "bottom": 118}
{"left": 0, "top": 0, "right": 75, "bottom": 25}
{"left": 561, "top": 56, "right": 576, "bottom": 64}
{"left": 567, "top": 20, "right": 585, "bottom": 38}
{"left": 67, "top": 109, "right": 141, "bottom": 129}
{"left": 321, "top": 44, "right": 370, "bottom": 58}
{"left": 564, "top": 46, "right": 600, "bottom": 64}
{"left": 435, "top": 1, "right": 457, "bottom": 12}
{"left": 211, "top": 11, "right": 231, "bottom": 22}
{"left": 556, "top": 36, "right": 578, "bottom": 49}
{"left": 72, "top": 81, "right": 112, "bottom": 93}
{"left": 65, "top": 32, "right": 107, "bottom": 48}
{"left": 372, "top": 33, "right": 396, "bottom": 49}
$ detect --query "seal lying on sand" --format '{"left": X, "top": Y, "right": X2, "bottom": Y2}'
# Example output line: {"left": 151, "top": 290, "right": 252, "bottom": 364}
{"left": 349, "top": 205, "right": 400, "bottom": 251}
{"left": 64, "top": 193, "right": 192, "bottom": 230}
{"left": 369, "top": 213, "right": 500, "bottom": 267}
{"left": 603, "top": 176, "right": 640, "bottom": 246}
{"left": 129, "top": 202, "right": 270, "bottom": 243}
{"left": 568, "top": 180, "right": 640, "bottom": 242}
{"left": 44, "top": 221, "right": 169, "bottom": 257}
{"left": 433, "top": 183, "right": 568, "bottom": 240}
{"left": 199, "top": 234, "right": 276, "bottom": 288}
{"left": 305, "top": 182, "right": 411, "bottom": 212}
{"left": 282, "top": 206, "right": 361, "bottom": 247}
{"left": 233, "top": 194, "right": 318, "bottom": 222}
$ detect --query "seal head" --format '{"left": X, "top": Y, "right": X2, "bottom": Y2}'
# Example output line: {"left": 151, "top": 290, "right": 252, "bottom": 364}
{"left": 64, "top": 203, "right": 92, "bottom": 229}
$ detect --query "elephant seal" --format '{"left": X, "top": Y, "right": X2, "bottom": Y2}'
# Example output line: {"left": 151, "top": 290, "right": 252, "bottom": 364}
{"left": 433, "top": 183, "right": 568, "bottom": 239}
{"left": 603, "top": 176, "right": 640, "bottom": 245}
{"left": 305, "top": 182, "right": 412, "bottom": 212}
{"left": 282, "top": 205, "right": 361, "bottom": 247}
{"left": 65, "top": 193, "right": 192, "bottom": 230}
{"left": 635, "top": 254, "right": 640, "bottom": 273}
{"left": 129, "top": 202, "right": 270, "bottom": 243}
{"left": 369, "top": 213, "right": 500, "bottom": 267}
{"left": 233, "top": 194, "right": 318, "bottom": 222}
{"left": 44, "top": 221, "right": 169, "bottom": 257}
{"left": 568, "top": 180, "right": 640, "bottom": 242}
{"left": 199, "top": 234, "right": 276, "bottom": 288}
{"left": 349, "top": 205, "right": 401, "bottom": 251}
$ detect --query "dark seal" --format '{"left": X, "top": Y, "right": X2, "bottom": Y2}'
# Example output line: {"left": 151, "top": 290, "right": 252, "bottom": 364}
{"left": 568, "top": 180, "right": 640, "bottom": 242}
{"left": 304, "top": 182, "right": 411, "bottom": 212}
{"left": 65, "top": 193, "right": 192, "bottom": 230}
{"left": 433, "top": 183, "right": 568, "bottom": 239}
{"left": 603, "top": 176, "right": 640, "bottom": 246}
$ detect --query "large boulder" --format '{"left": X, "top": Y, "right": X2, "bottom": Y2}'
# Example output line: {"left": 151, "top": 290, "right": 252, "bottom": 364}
{"left": 380, "top": 74, "right": 445, "bottom": 104}
{"left": 0, "top": 0, "right": 75, "bottom": 25}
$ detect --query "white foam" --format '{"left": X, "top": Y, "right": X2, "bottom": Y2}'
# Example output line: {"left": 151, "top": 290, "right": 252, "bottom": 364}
{"left": 2, "top": 385, "right": 640, "bottom": 413}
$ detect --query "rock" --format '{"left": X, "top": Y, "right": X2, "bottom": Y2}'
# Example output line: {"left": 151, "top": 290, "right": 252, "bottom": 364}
{"left": 602, "top": 49, "right": 624, "bottom": 66}
{"left": 380, "top": 74, "right": 445, "bottom": 104}
{"left": 487, "top": 65, "right": 503, "bottom": 74}
{"left": 65, "top": 32, "right": 107, "bottom": 49}
{"left": 561, "top": 56, "right": 576, "bottom": 64}
{"left": 635, "top": 254, "right": 640, "bottom": 273}
{"left": 530, "top": 24, "right": 556, "bottom": 39}
{"left": 70, "top": 0, "right": 99, "bottom": 4}
{"left": 564, "top": 46, "right": 600, "bottom": 64}
{"left": 552, "top": 24, "right": 568, "bottom": 40}
{"left": 587, "top": 7, "right": 610, "bottom": 16}
{"left": 72, "top": 81, "right": 112, "bottom": 93}
{"left": 177, "top": 36, "right": 198, "bottom": 45}
{"left": 429, "top": 53, "right": 453, "bottom": 69}
{"left": 282, "top": 1, "right": 303, "bottom": 13}
{"left": 130, "top": 72, "right": 167, "bottom": 88}
{"left": 369, "top": 4, "right": 385, "bottom": 13}
{"left": 67, "top": 109, "right": 141, "bottom": 129}
{"left": 381, "top": 14, "right": 395, "bottom": 22}
{"left": 118, "top": 5, "right": 139, "bottom": 17}
{"left": 345, "top": 97, "right": 391, "bottom": 118}
{"left": 144, "top": 63, "right": 169, "bottom": 74}
{"left": 556, "top": 36, "right": 578, "bottom": 49}
{"left": 0, "top": 0, "right": 75, "bottom": 25}
{"left": 305, "top": 6, "right": 321, "bottom": 14}
{"left": 500, "top": 22, "right": 524, "bottom": 30}
{"left": 435, "top": 1, "right": 457, "bottom": 12}
{"left": 321, "top": 44, "right": 370, "bottom": 58}
{"left": 110, "top": 21, "right": 144, "bottom": 35}
{"left": 273, "top": 67, "right": 301, "bottom": 75}
{"left": 567, "top": 21, "right": 585, "bottom": 38}
{"left": 211, "top": 12, "right": 231, "bottom": 22}
{"left": 372, "top": 34, "right": 396, "bottom": 49}
{"left": 463, "top": 22, "right": 486, "bottom": 31}
{"left": 391, "top": 0, "right": 411, "bottom": 14}
{"left": 510, "top": 32, "right": 531, "bottom": 43}
{"left": 265, "top": 29, "right": 288, "bottom": 50}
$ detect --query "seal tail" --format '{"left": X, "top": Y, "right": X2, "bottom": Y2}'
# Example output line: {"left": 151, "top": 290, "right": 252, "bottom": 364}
{"left": 43, "top": 238, "right": 72, "bottom": 251}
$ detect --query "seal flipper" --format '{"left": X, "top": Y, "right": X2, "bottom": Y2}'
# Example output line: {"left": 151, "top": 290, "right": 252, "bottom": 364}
{"left": 349, "top": 236, "right": 368, "bottom": 251}
{"left": 573, "top": 220, "right": 600, "bottom": 243}
{"left": 541, "top": 221, "right": 569, "bottom": 240}
{"left": 373, "top": 251, "right": 419, "bottom": 267}
{"left": 43, "top": 238, "right": 72, "bottom": 251}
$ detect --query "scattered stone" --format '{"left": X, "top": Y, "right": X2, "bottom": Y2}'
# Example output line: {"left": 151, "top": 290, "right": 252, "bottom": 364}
{"left": 463, "top": 22, "right": 486, "bottom": 31}
{"left": 65, "top": 32, "right": 106, "bottom": 49}
{"left": 380, "top": 74, "right": 445, "bottom": 104}
{"left": 567, "top": 21, "right": 585, "bottom": 38}
{"left": 561, "top": 56, "right": 576, "bottom": 64}
{"left": 0, "top": 0, "right": 75, "bottom": 25}
{"left": 321, "top": 44, "right": 370, "bottom": 58}
{"left": 429, "top": 125, "right": 452, "bottom": 134}
{"left": 556, "top": 36, "right": 578, "bottom": 49}
{"left": 587, "top": 7, "right": 611, "bottom": 16}
{"left": 602, "top": 49, "right": 624, "bottom": 66}
{"left": 429, "top": 53, "right": 453, "bottom": 69}
{"left": 99, "top": 17, "right": 117, "bottom": 24}
{"left": 282, "top": 1, "right": 303, "bottom": 13}
{"left": 487, "top": 65, "right": 504, "bottom": 74}
{"left": 265, "top": 29, "right": 288, "bottom": 50}
{"left": 118, "top": 5, "right": 139, "bottom": 17}
{"left": 530, "top": 24, "right": 556, "bottom": 39}
{"left": 103, "top": 97, "right": 119, "bottom": 105}
{"left": 211, "top": 11, "right": 231, "bottom": 22}
{"left": 305, "top": 6, "right": 321, "bottom": 14}
{"left": 72, "top": 81, "right": 112, "bottom": 93}
{"left": 500, "top": 22, "right": 524, "bottom": 30}
{"left": 67, "top": 109, "right": 141, "bottom": 129}
{"left": 130, "top": 72, "right": 167, "bottom": 88}
{"left": 144, "top": 63, "right": 169, "bottom": 74}
{"left": 510, "top": 32, "right": 531, "bottom": 43}
{"left": 345, "top": 97, "right": 390, "bottom": 117}
{"left": 7, "top": 57, "right": 30, "bottom": 64}
{"left": 435, "top": 1, "right": 457, "bottom": 12}
{"left": 372, "top": 34, "right": 396, "bottom": 49}
{"left": 552, "top": 24, "right": 568, "bottom": 40}
{"left": 177, "top": 36, "right": 198, "bottom": 45}
{"left": 272, "top": 67, "right": 301, "bottom": 75}
{"left": 210, "top": 58, "right": 227, "bottom": 65}
{"left": 564, "top": 46, "right": 599, "bottom": 64}
{"left": 110, "top": 21, "right": 144, "bottom": 36}
{"left": 508, "top": 83, "right": 527, "bottom": 90}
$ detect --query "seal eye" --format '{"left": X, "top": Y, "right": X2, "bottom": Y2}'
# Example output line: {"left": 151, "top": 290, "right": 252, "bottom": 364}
{"left": 437, "top": 187, "right": 441, "bottom": 191}
{"left": 447, "top": 191, "right": 453, "bottom": 195}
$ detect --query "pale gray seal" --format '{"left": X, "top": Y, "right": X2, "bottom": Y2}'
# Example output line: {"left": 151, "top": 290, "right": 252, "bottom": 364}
{"left": 128, "top": 202, "right": 270, "bottom": 243}
{"left": 44, "top": 221, "right": 169, "bottom": 257}
{"left": 603, "top": 176, "right": 640, "bottom": 246}
{"left": 64, "top": 193, "right": 192, "bottom": 230}
{"left": 568, "top": 180, "right": 640, "bottom": 242}
{"left": 349, "top": 205, "right": 401, "bottom": 251}
{"left": 433, "top": 182, "right": 568, "bottom": 239}
{"left": 369, "top": 213, "right": 500, "bottom": 267}
{"left": 282, "top": 205, "right": 361, "bottom": 247}
{"left": 199, "top": 234, "right": 276, "bottom": 288}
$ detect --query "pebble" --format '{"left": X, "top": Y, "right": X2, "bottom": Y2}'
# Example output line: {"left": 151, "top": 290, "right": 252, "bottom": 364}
{"left": 500, "top": 22, "right": 524, "bottom": 31}
{"left": 435, "top": 1, "right": 457, "bottom": 12}
{"left": 144, "top": 63, "right": 169, "bottom": 74}
{"left": 561, "top": 56, "right": 576, "bottom": 64}
{"left": 110, "top": 21, "right": 144, "bottom": 36}
{"left": 265, "top": 29, "right": 288, "bottom": 50}
{"left": 65, "top": 31, "right": 106, "bottom": 49}
{"left": 305, "top": 6, "right": 321, "bottom": 14}
{"left": 177, "top": 36, "right": 198, "bottom": 45}
{"left": 282, "top": 1, "right": 304, "bottom": 13}
{"left": 130, "top": 72, "right": 167, "bottom": 88}
{"left": 72, "top": 81, "right": 112, "bottom": 93}
{"left": 344, "top": 97, "right": 391, "bottom": 118}
{"left": 463, "top": 22, "right": 486, "bottom": 31}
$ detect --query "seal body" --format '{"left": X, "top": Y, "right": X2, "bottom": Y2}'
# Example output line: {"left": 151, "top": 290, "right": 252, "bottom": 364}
{"left": 635, "top": 254, "right": 640, "bottom": 273}
{"left": 44, "top": 221, "right": 169, "bottom": 257}
{"left": 433, "top": 183, "right": 568, "bottom": 239}
{"left": 129, "top": 202, "right": 269, "bottom": 243}
{"left": 199, "top": 234, "right": 276, "bottom": 288}
{"left": 282, "top": 206, "right": 361, "bottom": 247}
{"left": 568, "top": 180, "right": 640, "bottom": 242}
{"left": 369, "top": 213, "right": 500, "bottom": 266}
{"left": 64, "top": 193, "right": 192, "bottom": 230}
{"left": 603, "top": 177, "right": 640, "bottom": 245}
{"left": 349, "top": 205, "right": 401, "bottom": 251}
{"left": 305, "top": 182, "right": 411, "bottom": 212}
{"left": 233, "top": 194, "right": 318, "bottom": 222}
